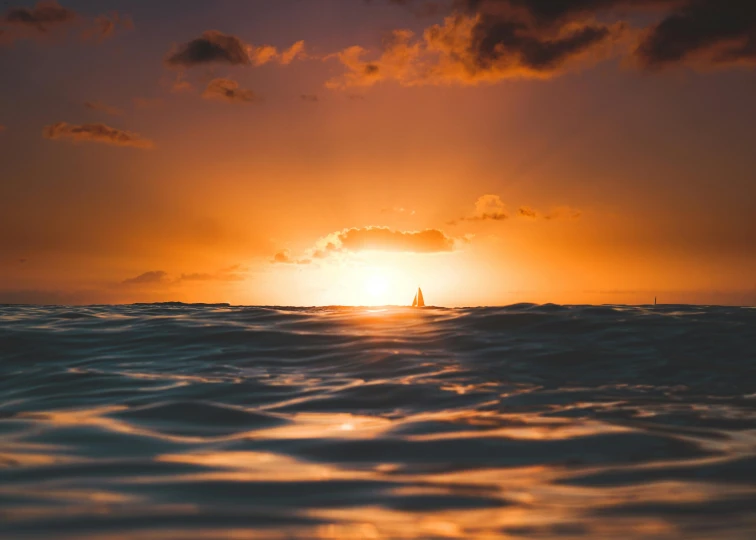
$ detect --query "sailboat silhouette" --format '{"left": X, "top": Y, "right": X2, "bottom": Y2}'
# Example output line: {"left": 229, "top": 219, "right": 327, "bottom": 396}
{"left": 412, "top": 287, "right": 425, "bottom": 308}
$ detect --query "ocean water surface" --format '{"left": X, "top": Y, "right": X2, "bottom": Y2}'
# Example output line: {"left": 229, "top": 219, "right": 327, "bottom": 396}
{"left": 0, "top": 303, "right": 754, "bottom": 539}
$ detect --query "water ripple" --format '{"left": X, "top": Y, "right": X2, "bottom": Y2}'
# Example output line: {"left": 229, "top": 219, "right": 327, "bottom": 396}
{"left": 0, "top": 303, "right": 754, "bottom": 539}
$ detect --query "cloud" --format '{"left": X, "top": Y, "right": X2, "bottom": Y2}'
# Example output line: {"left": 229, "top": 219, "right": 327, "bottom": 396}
{"left": 635, "top": 1, "right": 756, "bottom": 69}
{"left": 300, "top": 94, "right": 319, "bottom": 102}
{"left": 165, "top": 30, "right": 306, "bottom": 68}
{"left": 271, "top": 249, "right": 311, "bottom": 265}
{"left": 328, "top": 7, "right": 624, "bottom": 87}
{"left": 122, "top": 270, "right": 169, "bottom": 286}
{"left": 43, "top": 122, "right": 154, "bottom": 149}
{"left": 454, "top": 195, "right": 581, "bottom": 223}
{"left": 336, "top": 226, "right": 454, "bottom": 253}
{"left": 84, "top": 100, "right": 124, "bottom": 116}
{"left": 123, "top": 265, "right": 247, "bottom": 286}
{"left": 170, "top": 73, "right": 194, "bottom": 94}
{"left": 80, "top": 12, "right": 133, "bottom": 41}
{"left": 544, "top": 206, "right": 582, "bottom": 220}
{"left": 370, "top": 0, "right": 446, "bottom": 18}
{"left": 165, "top": 30, "right": 251, "bottom": 67}
{"left": 1, "top": 1, "right": 131, "bottom": 43}
{"left": 345, "top": 0, "right": 756, "bottom": 86}
{"left": 280, "top": 40, "right": 306, "bottom": 64}
{"left": 460, "top": 194, "right": 508, "bottom": 221}
{"left": 179, "top": 265, "right": 247, "bottom": 281}
{"left": 202, "top": 78, "right": 260, "bottom": 103}
{"left": 274, "top": 226, "right": 456, "bottom": 266}
{"left": 2, "top": 1, "right": 76, "bottom": 32}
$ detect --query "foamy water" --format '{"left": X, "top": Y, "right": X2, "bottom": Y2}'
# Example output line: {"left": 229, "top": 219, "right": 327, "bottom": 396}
{"left": 0, "top": 303, "right": 754, "bottom": 539}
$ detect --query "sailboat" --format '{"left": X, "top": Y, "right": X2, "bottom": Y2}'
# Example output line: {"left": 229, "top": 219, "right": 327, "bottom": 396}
{"left": 411, "top": 287, "right": 425, "bottom": 308}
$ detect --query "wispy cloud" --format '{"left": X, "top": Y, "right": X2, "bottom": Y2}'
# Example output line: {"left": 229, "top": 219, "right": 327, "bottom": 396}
{"left": 179, "top": 265, "right": 247, "bottom": 282}
{"left": 202, "top": 78, "right": 260, "bottom": 104}
{"left": 544, "top": 206, "right": 582, "bottom": 220}
{"left": 122, "top": 270, "right": 169, "bottom": 286}
{"left": 1, "top": 1, "right": 131, "bottom": 43}
{"left": 2, "top": 1, "right": 76, "bottom": 32}
{"left": 452, "top": 196, "right": 581, "bottom": 224}
{"left": 43, "top": 122, "right": 154, "bottom": 149}
{"left": 122, "top": 265, "right": 247, "bottom": 286}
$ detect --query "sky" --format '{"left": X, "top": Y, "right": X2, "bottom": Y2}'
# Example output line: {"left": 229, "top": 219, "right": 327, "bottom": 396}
{"left": 0, "top": 0, "right": 754, "bottom": 307}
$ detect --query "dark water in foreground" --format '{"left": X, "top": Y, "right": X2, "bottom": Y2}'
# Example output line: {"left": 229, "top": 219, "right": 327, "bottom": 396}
{"left": 0, "top": 304, "right": 755, "bottom": 539}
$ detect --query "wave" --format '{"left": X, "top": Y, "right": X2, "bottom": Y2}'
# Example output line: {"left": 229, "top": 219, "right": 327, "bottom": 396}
{"left": 0, "top": 304, "right": 754, "bottom": 538}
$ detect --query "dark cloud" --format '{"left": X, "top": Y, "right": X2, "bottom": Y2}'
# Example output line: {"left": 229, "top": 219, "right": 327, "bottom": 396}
{"left": 84, "top": 100, "right": 124, "bottom": 116}
{"left": 202, "top": 78, "right": 260, "bottom": 103}
{"left": 3, "top": 1, "right": 76, "bottom": 32}
{"left": 471, "top": 14, "right": 612, "bottom": 72}
{"left": 636, "top": 1, "right": 756, "bottom": 69}
{"left": 347, "top": 0, "right": 756, "bottom": 86}
{"left": 337, "top": 226, "right": 454, "bottom": 252}
{"left": 329, "top": 15, "right": 621, "bottom": 86}
{"left": 122, "top": 270, "right": 169, "bottom": 286}
{"left": 451, "top": 0, "right": 675, "bottom": 23}
{"left": 374, "top": 0, "right": 447, "bottom": 17}
{"left": 165, "top": 30, "right": 305, "bottom": 68}
{"left": 43, "top": 122, "right": 154, "bottom": 149}
{"left": 166, "top": 30, "right": 251, "bottom": 67}
{"left": 518, "top": 206, "right": 538, "bottom": 218}
{"left": 300, "top": 94, "right": 319, "bottom": 102}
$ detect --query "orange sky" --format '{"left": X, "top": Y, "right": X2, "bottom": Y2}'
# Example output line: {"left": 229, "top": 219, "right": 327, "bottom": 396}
{"left": 1, "top": 0, "right": 754, "bottom": 306}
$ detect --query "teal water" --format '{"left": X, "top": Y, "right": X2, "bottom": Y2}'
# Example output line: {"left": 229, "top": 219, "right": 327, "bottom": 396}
{"left": 1, "top": 303, "right": 754, "bottom": 539}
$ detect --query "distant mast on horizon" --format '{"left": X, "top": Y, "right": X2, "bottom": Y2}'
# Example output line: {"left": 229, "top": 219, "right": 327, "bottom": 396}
{"left": 412, "top": 287, "right": 425, "bottom": 308}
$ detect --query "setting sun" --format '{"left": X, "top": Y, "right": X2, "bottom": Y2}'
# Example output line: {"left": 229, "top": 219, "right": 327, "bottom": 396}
{"left": 365, "top": 271, "right": 389, "bottom": 302}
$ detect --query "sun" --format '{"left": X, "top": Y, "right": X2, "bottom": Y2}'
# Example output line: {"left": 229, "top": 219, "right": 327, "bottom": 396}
{"left": 365, "top": 272, "right": 389, "bottom": 301}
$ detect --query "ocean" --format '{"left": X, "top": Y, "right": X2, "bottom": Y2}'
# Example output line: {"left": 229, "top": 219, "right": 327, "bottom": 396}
{"left": 0, "top": 303, "right": 754, "bottom": 539}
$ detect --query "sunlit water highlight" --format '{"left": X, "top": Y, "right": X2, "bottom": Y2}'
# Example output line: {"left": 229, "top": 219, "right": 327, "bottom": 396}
{"left": 0, "top": 303, "right": 754, "bottom": 539}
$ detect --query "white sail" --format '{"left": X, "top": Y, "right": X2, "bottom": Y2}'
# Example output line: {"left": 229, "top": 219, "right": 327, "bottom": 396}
{"left": 412, "top": 293, "right": 417, "bottom": 307}
{"left": 417, "top": 288, "right": 425, "bottom": 307}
